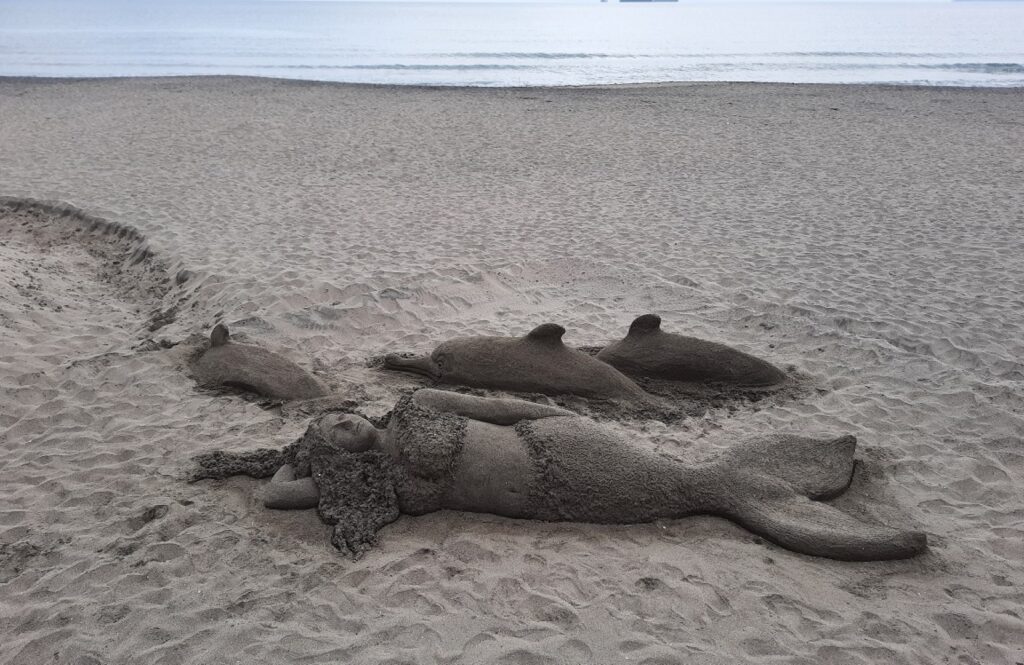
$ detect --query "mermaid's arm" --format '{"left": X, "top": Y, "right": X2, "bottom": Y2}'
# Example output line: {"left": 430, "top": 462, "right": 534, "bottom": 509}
{"left": 262, "top": 464, "right": 319, "bottom": 509}
{"left": 412, "top": 388, "right": 573, "bottom": 425}
{"left": 272, "top": 464, "right": 297, "bottom": 482}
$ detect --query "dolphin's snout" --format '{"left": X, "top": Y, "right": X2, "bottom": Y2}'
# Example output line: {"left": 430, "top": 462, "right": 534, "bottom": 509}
{"left": 383, "top": 353, "right": 439, "bottom": 380}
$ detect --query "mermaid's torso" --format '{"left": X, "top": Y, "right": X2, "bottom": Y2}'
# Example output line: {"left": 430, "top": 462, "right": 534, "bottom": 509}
{"left": 515, "top": 416, "right": 686, "bottom": 524}
{"left": 385, "top": 394, "right": 468, "bottom": 515}
{"left": 386, "top": 393, "right": 687, "bottom": 523}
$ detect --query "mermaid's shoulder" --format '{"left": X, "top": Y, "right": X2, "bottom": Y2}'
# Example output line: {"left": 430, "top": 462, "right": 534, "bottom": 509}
{"left": 391, "top": 391, "right": 444, "bottom": 425}
{"left": 391, "top": 392, "right": 418, "bottom": 416}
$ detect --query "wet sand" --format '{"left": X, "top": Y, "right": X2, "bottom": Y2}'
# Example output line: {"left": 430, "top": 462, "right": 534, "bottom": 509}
{"left": 1, "top": 77, "right": 1023, "bottom": 664}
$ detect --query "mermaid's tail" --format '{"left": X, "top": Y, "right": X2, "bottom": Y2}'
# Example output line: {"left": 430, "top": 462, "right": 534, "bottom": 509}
{"left": 713, "top": 434, "right": 927, "bottom": 561}
{"left": 723, "top": 433, "right": 858, "bottom": 500}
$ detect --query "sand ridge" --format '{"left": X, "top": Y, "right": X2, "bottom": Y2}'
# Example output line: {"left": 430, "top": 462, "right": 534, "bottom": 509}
{"left": 1, "top": 78, "right": 1023, "bottom": 664}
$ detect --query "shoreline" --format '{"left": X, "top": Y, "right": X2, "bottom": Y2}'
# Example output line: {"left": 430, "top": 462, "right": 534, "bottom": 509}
{"left": 4, "top": 73, "right": 1024, "bottom": 93}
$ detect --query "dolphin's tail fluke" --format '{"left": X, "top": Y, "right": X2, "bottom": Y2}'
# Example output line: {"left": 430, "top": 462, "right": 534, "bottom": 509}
{"left": 383, "top": 354, "right": 438, "bottom": 380}
{"left": 712, "top": 434, "right": 927, "bottom": 560}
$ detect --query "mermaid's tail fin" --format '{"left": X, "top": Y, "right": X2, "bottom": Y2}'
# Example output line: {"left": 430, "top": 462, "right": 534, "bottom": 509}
{"left": 723, "top": 433, "right": 857, "bottom": 500}
{"left": 726, "top": 476, "right": 927, "bottom": 560}
{"left": 714, "top": 434, "right": 926, "bottom": 560}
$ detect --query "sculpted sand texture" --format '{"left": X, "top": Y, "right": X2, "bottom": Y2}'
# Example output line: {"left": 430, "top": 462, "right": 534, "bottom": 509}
{"left": 2, "top": 79, "right": 1023, "bottom": 664}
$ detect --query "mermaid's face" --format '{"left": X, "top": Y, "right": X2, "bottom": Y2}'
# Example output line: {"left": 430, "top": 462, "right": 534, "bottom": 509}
{"left": 316, "top": 413, "right": 378, "bottom": 453}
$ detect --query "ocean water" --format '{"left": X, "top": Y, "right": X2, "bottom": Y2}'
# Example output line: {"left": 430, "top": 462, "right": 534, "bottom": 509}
{"left": 1, "top": 0, "right": 1023, "bottom": 87}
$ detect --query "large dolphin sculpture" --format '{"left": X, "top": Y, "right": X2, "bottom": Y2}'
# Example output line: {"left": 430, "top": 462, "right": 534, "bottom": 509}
{"left": 597, "top": 314, "right": 787, "bottom": 387}
{"left": 383, "top": 323, "right": 651, "bottom": 403}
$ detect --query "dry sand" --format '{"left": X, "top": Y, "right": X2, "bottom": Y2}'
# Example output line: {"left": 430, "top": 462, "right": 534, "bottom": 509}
{"left": 1, "top": 77, "right": 1023, "bottom": 664}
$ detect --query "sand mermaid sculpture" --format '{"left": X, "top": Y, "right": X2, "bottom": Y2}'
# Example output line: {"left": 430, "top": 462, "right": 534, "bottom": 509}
{"left": 190, "top": 389, "right": 926, "bottom": 561}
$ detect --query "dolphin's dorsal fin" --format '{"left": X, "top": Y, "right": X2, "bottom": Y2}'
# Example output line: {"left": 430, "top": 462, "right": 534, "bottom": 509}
{"left": 627, "top": 314, "right": 662, "bottom": 336}
{"left": 211, "top": 324, "right": 230, "bottom": 347}
{"left": 526, "top": 323, "right": 566, "bottom": 345}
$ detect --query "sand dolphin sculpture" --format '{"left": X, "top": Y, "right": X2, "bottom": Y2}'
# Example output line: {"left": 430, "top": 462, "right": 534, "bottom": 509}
{"left": 597, "top": 314, "right": 787, "bottom": 386}
{"left": 384, "top": 323, "right": 651, "bottom": 403}
{"left": 191, "top": 324, "right": 329, "bottom": 401}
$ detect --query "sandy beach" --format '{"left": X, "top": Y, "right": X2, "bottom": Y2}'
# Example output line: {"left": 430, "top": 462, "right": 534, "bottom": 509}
{"left": 1, "top": 77, "right": 1023, "bottom": 664}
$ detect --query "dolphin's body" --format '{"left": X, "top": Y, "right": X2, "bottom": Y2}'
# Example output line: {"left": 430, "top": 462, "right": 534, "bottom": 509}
{"left": 384, "top": 323, "right": 650, "bottom": 403}
{"left": 192, "top": 325, "right": 328, "bottom": 401}
{"left": 597, "top": 314, "right": 786, "bottom": 387}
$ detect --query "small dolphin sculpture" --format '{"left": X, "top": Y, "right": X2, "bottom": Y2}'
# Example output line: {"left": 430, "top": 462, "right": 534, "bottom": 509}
{"left": 597, "top": 314, "right": 786, "bottom": 386}
{"left": 384, "top": 323, "right": 651, "bottom": 403}
{"left": 192, "top": 324, "right": 328, "bottom": 401}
